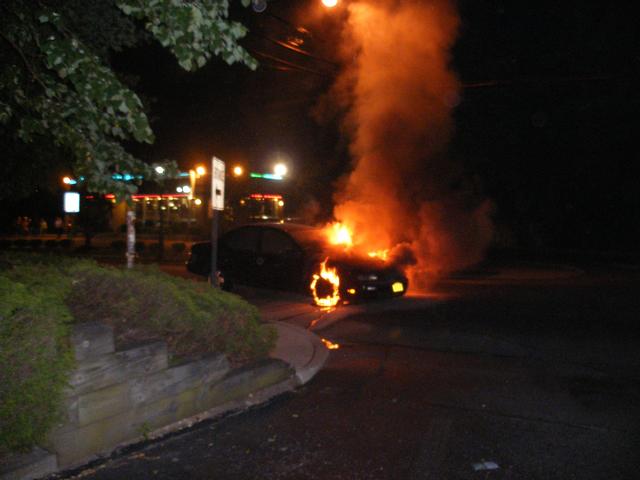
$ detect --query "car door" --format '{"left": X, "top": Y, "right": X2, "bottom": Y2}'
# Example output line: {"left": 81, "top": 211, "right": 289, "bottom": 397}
{"left": 219, "top": 226, "right": 261, "bottom": 286}
{"left": 258, "top": 227, "right": 305, "bottom": 290}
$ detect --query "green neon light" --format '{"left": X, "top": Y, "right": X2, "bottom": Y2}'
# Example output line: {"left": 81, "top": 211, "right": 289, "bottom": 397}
{"left": 250, "top": 172, "right": 283, "bottom": 180}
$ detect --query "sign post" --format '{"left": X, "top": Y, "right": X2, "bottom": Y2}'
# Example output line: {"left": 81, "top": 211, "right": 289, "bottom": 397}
{"left": 210, "top": 157, "right": 225, "bottom": 287}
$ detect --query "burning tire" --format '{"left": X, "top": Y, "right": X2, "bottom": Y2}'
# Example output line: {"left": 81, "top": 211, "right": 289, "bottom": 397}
{"left": 310, "top": 259, "right": 341, "bottom": 307}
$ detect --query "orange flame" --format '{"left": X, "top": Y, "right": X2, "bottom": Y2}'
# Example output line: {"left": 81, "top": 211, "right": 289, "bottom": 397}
{"left": 327, "top": 222, "right": 353, "bottom": 247}
{"left": 325, "top": 222, "right": 390, "bottom": 261}
{"left": 310, "top": 258, "right": 341, "bottom": 307}
{"left": 367, "top": 249, "right": 389, "bottom": 261}
{"left": 321, "top": 338, "right": 340, "bottom": 349}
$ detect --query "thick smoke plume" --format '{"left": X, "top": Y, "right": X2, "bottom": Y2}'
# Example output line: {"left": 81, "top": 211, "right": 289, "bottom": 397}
{"left": 329, "top": 0, "right": 493, "bottom": 289}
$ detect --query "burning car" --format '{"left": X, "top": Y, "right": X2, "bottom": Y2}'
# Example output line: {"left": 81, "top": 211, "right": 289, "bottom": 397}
{"left": 186, "top": 223, "right": 408, "bottom": 306}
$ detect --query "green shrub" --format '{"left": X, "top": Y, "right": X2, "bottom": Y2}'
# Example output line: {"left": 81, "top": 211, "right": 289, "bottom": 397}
{"left": 66, "top": 263, "right": 275, "bottom": 360}
{"left": 0, "top": 266, "right": 74, "bottom": 453}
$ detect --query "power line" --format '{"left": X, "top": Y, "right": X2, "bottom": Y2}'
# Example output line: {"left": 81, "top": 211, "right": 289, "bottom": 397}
{"left": 259, "top": 34, "right": 339, "bottom": 68}
{"left": 462, "top": 74, "right": 617, "bottom": 89}
{"left": 264, "top": 10, "right": 303, "bottom": 32}
{"left": 249, "top": 48, "right": 332, "bottom": 77}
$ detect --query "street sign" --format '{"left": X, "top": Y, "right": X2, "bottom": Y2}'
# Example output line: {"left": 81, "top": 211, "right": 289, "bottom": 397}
{"left": 211, "top": 157, "right": 225, "bottom": 211}
{"left": 63, "top": 192, "right": 80, "bottom": 213}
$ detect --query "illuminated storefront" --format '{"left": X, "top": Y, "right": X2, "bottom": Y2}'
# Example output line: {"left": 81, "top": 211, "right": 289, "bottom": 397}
{"left": 107, "top": 193, "right": 204, "bottom": 233}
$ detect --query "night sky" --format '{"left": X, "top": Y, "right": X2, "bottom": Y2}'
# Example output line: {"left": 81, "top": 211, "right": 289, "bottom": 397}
{"left": 9, "top": 1, "right": 640, "bottom": 252}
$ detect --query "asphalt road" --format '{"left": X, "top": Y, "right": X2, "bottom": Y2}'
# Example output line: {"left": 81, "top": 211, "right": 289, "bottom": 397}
{"left": 54, "top": 263, "right": 640, "bottom": 479}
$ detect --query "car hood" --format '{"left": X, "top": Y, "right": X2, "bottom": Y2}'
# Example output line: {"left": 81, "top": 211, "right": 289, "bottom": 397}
{"left": 317, "top": 250, "right": 406, "bottom": 279}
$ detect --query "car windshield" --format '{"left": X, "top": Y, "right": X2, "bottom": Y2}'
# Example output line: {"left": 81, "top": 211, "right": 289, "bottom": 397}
{"left": 285, "top": 226, "right": 386, "bottom": 267}
{"left": 286, "top": 227, "right": 327, "bottom": 253}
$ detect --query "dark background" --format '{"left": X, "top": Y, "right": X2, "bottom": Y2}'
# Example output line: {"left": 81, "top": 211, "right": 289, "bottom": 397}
{"left": 3, "top": 0, "right": 639, "bottom": 253}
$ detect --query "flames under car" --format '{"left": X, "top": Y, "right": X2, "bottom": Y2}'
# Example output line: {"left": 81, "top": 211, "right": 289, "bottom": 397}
{"left": 186, "top": 223, "right": 408, "bottom": 305}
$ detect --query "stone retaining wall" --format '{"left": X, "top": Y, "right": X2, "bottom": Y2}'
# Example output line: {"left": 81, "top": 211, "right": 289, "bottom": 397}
{"left": 1, "top": 321, "right": 293, "bottom": 479}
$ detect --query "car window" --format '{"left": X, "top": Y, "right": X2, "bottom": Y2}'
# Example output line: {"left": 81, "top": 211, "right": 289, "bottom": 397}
{"left": 287, "top": 227, "right": 326, "bottom": 252}
{"left": 222, "top": 227, "right": 260, "bottom": 253}
{"left": 261, "top": 229, "right": 298, "bottom": 255}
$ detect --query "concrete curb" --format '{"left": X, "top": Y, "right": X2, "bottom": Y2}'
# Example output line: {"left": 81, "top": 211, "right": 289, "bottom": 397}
{"left": 140, "top": 373, "right": 298, "bottom": 443}
{"left": 268, "top": 321, "right": 330, "bottom": 385}
{"left": 0, "top": 448, "right": 57, "bottom": 480}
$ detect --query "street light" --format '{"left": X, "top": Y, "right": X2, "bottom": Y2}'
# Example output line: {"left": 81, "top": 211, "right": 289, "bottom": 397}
{"left": 273, "top": 163, "right": 288, "bottom": 177}
{"left": 189, "top": 166, "right": 206, "bottom": 200}
{"left": 232, "top": 165, "right": 244, "bottom": 177}
{"left": 186, "top": 165, "right": 208, "bottom": 237}
{"left": 322, "top": 0, "right": 338, "bottom": 7}
{"left": 252, "top": 0, "right": 267, "bottom": 12}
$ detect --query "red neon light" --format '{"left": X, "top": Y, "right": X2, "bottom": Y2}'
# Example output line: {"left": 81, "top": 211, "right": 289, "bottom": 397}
{"left": 104, "top": 193, "right": 189, "bottom": 200}
{"left": 249, "top": 193, "right": 283, "bottom": 200}
{"left": 132, "top": 194, "right": 188, "bottom": 199}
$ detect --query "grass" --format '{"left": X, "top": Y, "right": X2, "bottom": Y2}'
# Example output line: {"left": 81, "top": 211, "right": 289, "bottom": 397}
{"left": 0, "top": 260, "right": 74, "bottom": 452}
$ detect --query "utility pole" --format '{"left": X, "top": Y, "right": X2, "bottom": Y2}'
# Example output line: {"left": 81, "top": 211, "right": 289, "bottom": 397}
{"left": 126, "top": 209, "right": 136, "bottom": 269}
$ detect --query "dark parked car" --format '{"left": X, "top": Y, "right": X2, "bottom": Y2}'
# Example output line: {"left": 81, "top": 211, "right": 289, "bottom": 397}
{"left": 187, "top": 223, "right": 408, "bottom": 304}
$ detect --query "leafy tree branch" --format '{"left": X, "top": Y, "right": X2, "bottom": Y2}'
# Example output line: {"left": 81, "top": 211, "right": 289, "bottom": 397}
{"left": 0, "top": 0, "right": 256, "bottom": 200}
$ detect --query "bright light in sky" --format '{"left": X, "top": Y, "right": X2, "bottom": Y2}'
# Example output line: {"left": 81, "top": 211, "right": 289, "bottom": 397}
{"left": 274, "top": 163, "right": 288, "bottom": 177}
{"left": 322, "top": 0, "right": 338, "bottom": 7}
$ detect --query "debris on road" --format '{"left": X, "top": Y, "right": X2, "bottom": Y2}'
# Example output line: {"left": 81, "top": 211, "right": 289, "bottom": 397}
{"left": 472, "top": 460, "right": 500, "bottom": 471}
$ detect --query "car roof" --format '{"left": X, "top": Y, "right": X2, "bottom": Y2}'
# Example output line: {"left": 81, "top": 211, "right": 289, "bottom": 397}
{"left": 235, "top": 222, "right": 317, "bottom": 232}
{"left": 193, "top": 223, "right": 317, "bottom": 241}
{"left": 239, "top": 222, "right": 326, "bottom": 245}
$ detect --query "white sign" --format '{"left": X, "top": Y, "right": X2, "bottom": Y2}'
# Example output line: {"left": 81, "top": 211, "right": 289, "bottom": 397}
{"left": 63, "top": 192, "right": 80, "bottom": 213}
{"left": 211, "top": 157, "right": 225, "bottom": 211}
